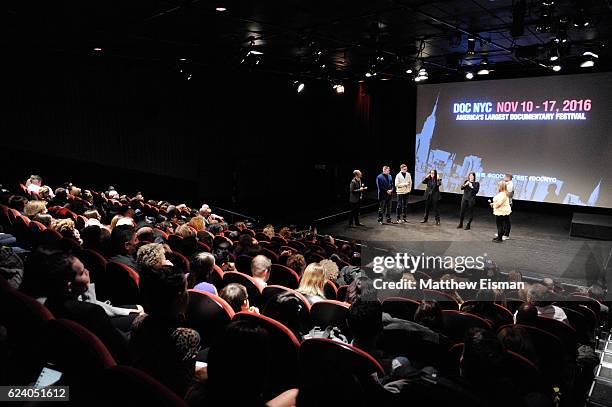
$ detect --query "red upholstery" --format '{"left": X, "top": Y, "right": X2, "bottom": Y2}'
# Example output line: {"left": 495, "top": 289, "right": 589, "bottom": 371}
{"left": 323, "top": 280, "right": 338, "bottom": 300}
{"left": 300, "top": 337, "right": 384, "bottom": 376}
{"left": 98, "top": 261, "right": 140, "bottom": 304}
{"left": 99, "top": 366, "right": 188, "bottom": 406}
{"left": 441, "top": 310, "right": 492, "bottom": 342}
{"left": 76, "top": 249, "right": 107, "bottom": 284}
{"left": 310, "top": 300, "right": 351, "bottom": 337}
{"left": 337, "top": 284, "right": 349, "bottom": 302}
{"left": 262, "top": 285, "right": 313, "bottom": 311}
{"left": 268, "top": 264, "right": 300, "bottom": 289}
{"left": 221, "top": 271, "right": 262, "bottom": 306}
{"left": 382, "top": 297, "right": 421, "bottom": 321}
{"left": 186, "top": 290, "right": 235, "bottom": 348}
{"left": 233, "top": 311, "right": 300, "bottom": 398}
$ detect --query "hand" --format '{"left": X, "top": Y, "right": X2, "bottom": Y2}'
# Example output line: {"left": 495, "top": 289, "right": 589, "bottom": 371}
{"left": 387, "top": 189, "right": 392, "bottom": 195}
{"left": 248, "top": 306, "right": 260, "bottom": 314}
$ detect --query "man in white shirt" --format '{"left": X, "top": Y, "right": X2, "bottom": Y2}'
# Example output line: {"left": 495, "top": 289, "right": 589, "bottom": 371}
{"left": 527, "top": 283, "right": 569, "bottom": 325}
{"left": 394, "top": 164, "right": 412, "bottom": 223}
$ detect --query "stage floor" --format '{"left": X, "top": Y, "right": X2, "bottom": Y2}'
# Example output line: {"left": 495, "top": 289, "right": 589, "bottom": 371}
{"left": 319, "top": 203, "right": 612, "bottom": 287}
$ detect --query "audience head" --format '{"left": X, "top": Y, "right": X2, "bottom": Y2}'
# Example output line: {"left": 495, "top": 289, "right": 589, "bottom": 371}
{"left": 251, "top": 255, "right": 272, "bottom": 281}
{"left": 45, "top": 252, "right": 90, "bottom": 299}
{"left": 346, "top": 276, "right": 376, "bottom": 304}
{"left": 516, "top": 302, "right": 538, "bottom": 325}
{"left": 80, "top": 225, "right": 110, "bottom": 252}
{"left": 110, "top": 225, "right": 138, "bottom": 256}
{"left": 219, "top": 283, "right": 249, "bottom": 313}
{"left": 187, "top": 216, "right": 206, "bottom": 232}
{"left": 297, "top": 262, "right": 326, "bottom": 298}
{"left": 135, "top": 226, "right": 155, "bottom": 243}
{"left": 24, "top": 200, "right": 47, "bottom": 218}
{"left": 33, "top": 213, "right": 53, "bottom": 228}
{"left": 53, "top": 218, "right": 81, "bottom": 244}
{"left": 527, "top": 283, "right": 554, "bottom": 306}
{"left": 175, "top": 223, "right": 196, "bottom": 239}
{"left": 139, "top": 265, "right": 188, "bottom": 317}
{"left": 319, "top": 258, "right": 339, "bottom": 282}
{"left": 8, "top": 195, "right": 27, "bottom": 212}
{"left": 190, "top": 252, "right": 216, "bottom": 285}
{"left": 461, "top": 327, "right": 506, "bottom": 383}
{"left": 263, "top": 224, "right": 275, "bottom": 239}
{"left": 262, "top": 292, "right": 309, "bottom": 339}
{"left": 286, "top": 254, "right": 306, "bottom": 275}
{"left": 348, "top": 300, "right": 383, "bottom": 347}
{"left": 137, "top": 243, "right": 169, "bottom": 270}
{"left": 414, "top": 300, "right": 443, "bottom": 332}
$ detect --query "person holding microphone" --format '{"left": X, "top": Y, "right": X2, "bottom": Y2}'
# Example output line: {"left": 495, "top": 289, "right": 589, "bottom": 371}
{"left": 457, "top": 172, "right": 480, "bottom": 230}
{"left": 421, "top": 169, "right": 442, "bottom": 225}
{"left": 490, "top": 180, "right": 512, "bottom": 243}
{"left": 349, "top": 170, "right": 367, "bottom": 227}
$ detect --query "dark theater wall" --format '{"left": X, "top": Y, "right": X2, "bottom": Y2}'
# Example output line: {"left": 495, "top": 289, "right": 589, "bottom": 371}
{"left": 0, "top": 50, "right": 416, "bottom": 221}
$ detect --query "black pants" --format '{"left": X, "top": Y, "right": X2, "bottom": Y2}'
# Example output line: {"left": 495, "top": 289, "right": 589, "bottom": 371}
{"left": 424, "top": 196, "right": 439, "bottom": 221}
{"left": 349, "top": 201, "right": 361, "bottom": 225}
{"left": 397, "top": 194, "right": 409, "bottom": 220}
{"left": 378, "top": 195, "right": 392, "bottom": 221}
{"left": 459, "top": 199, "right": 475, "bottom": 225}
{"left": 495, "top": 215, "right": 509, "bottom": 239}
{"left": 504, "top": 213, "right": 512, "bottom": 237}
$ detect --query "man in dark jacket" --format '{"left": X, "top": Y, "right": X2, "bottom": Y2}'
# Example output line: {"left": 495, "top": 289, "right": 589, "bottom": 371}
{"left": 458, "top": 172, "right": 480, "bottom": 230}
{"left": 421, "top": 169, "right": 442, "bottom": 225}
{"left": 349, "top": 170, "right": 367, "bottom": 227}
{"left": 376, "top": 166, "right": 394, "bottom": 224}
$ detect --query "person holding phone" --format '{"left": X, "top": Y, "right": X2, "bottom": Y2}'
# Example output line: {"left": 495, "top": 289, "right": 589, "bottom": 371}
{"left": 349, "top": 169, "right": 367, "bottom": 227}
{"left": 458, "top": 172, "right": 480, "bottom": 230}
{"left": 376, "top": 166, "right": 394, "bottom": 224}
{"left": 421, "top": 169, "right": 442, "bottom": 225}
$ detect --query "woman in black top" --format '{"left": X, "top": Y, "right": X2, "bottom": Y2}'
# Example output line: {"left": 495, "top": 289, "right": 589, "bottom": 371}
{"left": 458, "top": 172, "right": 480, "bottom": 230}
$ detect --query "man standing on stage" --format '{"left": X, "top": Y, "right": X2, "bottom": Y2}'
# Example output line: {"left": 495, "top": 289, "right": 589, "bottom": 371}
{"left": 421, "top": 169, "right": 442, "bottom": 225}
{"left": 349, "top": 170, "right": 367, "bottom": 227}
{"left": 503, "top": 173, "right": 514, "bottom": 240}
{"left": 395, "top": 164, "right": 412, "bottom": 223}
{"left": 376, "top": 166, "right": 394, "bottom": 224}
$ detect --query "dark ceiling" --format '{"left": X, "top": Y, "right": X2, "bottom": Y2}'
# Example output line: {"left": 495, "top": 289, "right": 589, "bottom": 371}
{"left": 2, "top": 0, "right": 611, "bottom": 83}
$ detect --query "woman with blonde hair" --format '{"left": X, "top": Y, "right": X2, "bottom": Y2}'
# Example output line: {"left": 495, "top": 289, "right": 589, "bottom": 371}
{"left": 491, "top": 180, "right": 512, "bottom": 243}
{"left": 24, "top": 200, "right": 47, "bottom": 218}
{"left": 297, "top": 263, "right": 327, "bottom": 304}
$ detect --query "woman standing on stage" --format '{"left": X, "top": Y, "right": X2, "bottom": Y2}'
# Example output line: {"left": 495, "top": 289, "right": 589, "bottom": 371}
{"left": 421, "top": 169, "right": 442, "bottom": 225}
{"left": 491, "top": 181, "right": 512, "bottom": 243}
{"left": 457, "top": 172, "right": 480, "bottom": 230}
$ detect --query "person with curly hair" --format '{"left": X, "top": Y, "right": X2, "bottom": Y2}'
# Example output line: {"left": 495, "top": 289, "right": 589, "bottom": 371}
{"left": 53, "top": 218, "right": 82, "bottom": 245}
{"left": 137, "top": 243, "right": 172, "bottom": 270}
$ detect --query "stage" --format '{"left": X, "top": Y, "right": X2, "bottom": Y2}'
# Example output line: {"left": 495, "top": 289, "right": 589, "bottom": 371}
{"left": 319, "top": 202, "right": 612, "bottom": 288}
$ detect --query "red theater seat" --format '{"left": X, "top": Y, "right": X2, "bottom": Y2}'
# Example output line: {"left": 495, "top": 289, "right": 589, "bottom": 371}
{"left": 441, "top": 310, "right": 492, "bottom": 343}
{"left": 98, "top": 262, "right": 140, "bottom": 304}
{"left": 310, "top": 300, "right": 351, "bottom": 338}
{"left": 185, "top": 289, "right": 234, "bottom": 348}
{"left": 382, "top": 297, "right": 421, "bottom": 321}
{"left": 268, "top": 264, "right": 300, "bottom": 289}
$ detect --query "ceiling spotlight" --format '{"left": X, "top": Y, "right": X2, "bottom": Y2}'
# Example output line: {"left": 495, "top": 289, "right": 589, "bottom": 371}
{"left": 365, "top": 66, "right": 377, "bottom": 77}
{"left": 406, "top": 68, "right": 413, "bottom": 74}
{"left": 551, "top": 64, "right": 562, "bottom": 72}
{"left": 583, "top": 51, "right": 599, "bottom": 59}
{"left": 93, "top": 47, "right": 103, "bottom": 52}
{"left": 333, "top": 84, "right": 345, "bottom": 94}
{"left": 293, "top": 81, "right": 305, "bottom": 93}
{"left": 414, "top": 68, "right": 428, "bottom": 82}
{"left": 465, "top": 72, "right": 474, "bottom": 80}
{"left": 215, "top": 7, "right": 227, "bottom": 12}
{"left": 573, "top": 8, "right": 591, "bottom": 28}
{"left": 580, "top": 60, "right": 595, "bottom": 68}
{"left": 580, "top": 51, "right": 598, "bottom": 68}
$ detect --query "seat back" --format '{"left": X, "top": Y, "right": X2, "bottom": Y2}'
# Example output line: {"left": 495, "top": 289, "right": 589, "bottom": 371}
{"left": 44, "top": 319, "right": 116, "bottom": 390}
{"left": 0, "top": 289, "right": 54, "bottom": 384}
{"left": 382, "top": 297, "right": 421, "bottom": 321}
{"left": 531, "top": 316, "right": 577, "bottom": 354}
{"left": 185, "top": 290, "right": 234, "bottom": 348}
{"left": 423, "top": 289, "right": 459, "bottom": 310}
{"left": 323, "top": 280, "right": 338, "bottom": 300}
{"left": 261, "top": 247, "right": 279, "bottom": 264}
{"left": 310, "top": 300, "right": 351, "bottom": 338}
{"left": 233, "top": 312, "right": 300, "bottom": 399}
{"left": 98, "top": 262, "right": 140, "bottom": 304}
{"left": 441, "top": 310, "right": 492, "bottom": 343}
{"left": 337, "top": 284, "right": 349, "bottom": 302}
{"left": 268, "top": 264, "right": 300, "bottom": 289}
{"left": 220, "top": 271, "right": 262, "bottom": 306}
{"left": 299, "top": 338, "right": 384, "bottom": 406}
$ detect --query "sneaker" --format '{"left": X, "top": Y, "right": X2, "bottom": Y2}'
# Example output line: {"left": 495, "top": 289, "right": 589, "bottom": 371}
{"left": 502, "top": 236, "right": 509, "bottom": 241}
{"left": 378, "top": 220, "right": 383, "bottom": 225}
{"left": 492, "top": 238, "right": 502, "bottom": 243}
{"left": 386, "top": 219, "right": 392, "bottom": 224}
{"left": 402, "top": 219, "right": 408, "bottom": 223}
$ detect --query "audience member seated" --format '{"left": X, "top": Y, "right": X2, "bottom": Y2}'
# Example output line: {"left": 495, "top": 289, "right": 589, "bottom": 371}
{"left": 262, "top": 292, "right": 309, "bottom": 339}
{"left": 53, "top": 218, "right": 83, "bottom": 245}
{"left": 297, "top": 263, "right": 327, "bottom": 305}
{"left": 516, "top": 302, "right": 538, "bottom": 325}
{"left": 527, "top": 283, "right": 569, "bottom": 324}
{"left": 24, "top": 200, "right": 47, "bottom": 219}
{"left": 414, "top": 300, "right": 444, "bottom": 334}
{"left": 348, "top": 300, "right": 390, "bottom": 371}
{"left": 219, "top": 283, "right": 258, "bottom": 314}
{"left": 251, "top": 254, "right": 272, "bottom": 291}
{"left": 80, "top": 225, "right": 111, "bottom": 254}
{"left": 37, "top": 250, "right": 131, "bottom": 362}
{"left": 286, "top": 253, "right": 306, "bottom": 276}
{"left": 346, "top": 276, "right": 377, "bottom": 304}
{"left": 189, "top": 252, "right": 217, "bottom": 294}
{"left": 109, "top": 225, "right": 139, "bottom": 270}
{"left": 130, "top": 265, "right": 200, "bottom": 397}
{"left": 497, "top": 325, "right": 538, "bottom": 366}
{"left": 319, "top": 259, "right": 340, "bottom": 283}
{"left": 137, "top": 242, "right": 172, "bottom": 270}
